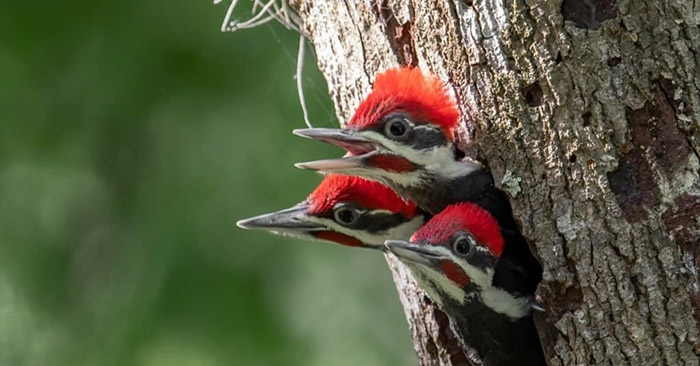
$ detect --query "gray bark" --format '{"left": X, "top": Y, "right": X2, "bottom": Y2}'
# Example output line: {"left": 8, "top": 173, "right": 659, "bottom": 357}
{"left": 292, "top": 0, "right": 700, "bottom": 365}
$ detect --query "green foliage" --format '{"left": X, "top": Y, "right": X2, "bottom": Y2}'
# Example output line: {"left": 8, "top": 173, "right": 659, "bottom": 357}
{"left": 0, "top": 1, "right": 414, "bottom": 365}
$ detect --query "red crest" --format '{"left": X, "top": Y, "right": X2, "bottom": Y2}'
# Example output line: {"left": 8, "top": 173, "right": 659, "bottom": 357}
{"left": 347, "top": 67, "right": 459, "bottom": 139}
{"left": 411, "top": 203, "right": 504, "bottom": 257}
{"left": 307, "top": 175, "right": 416, "bottom": 218}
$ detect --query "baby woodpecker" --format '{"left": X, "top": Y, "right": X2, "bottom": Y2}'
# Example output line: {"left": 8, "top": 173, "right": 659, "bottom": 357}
{"left": 385, "top": 203, "right": 546, "bottom": 366}
{"left": 237, "top": 175, "right": 425, "bottom": 250}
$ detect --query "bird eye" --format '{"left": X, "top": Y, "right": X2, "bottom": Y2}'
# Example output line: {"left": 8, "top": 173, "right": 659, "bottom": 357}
{"left": 333, "top": 207, "right": 358, "bottom": 225}
{"left": 452, "top": 236, "right": 475, "bottom": 257}
{"left": 384, "top": 117, "right": 410, "bottom": 138}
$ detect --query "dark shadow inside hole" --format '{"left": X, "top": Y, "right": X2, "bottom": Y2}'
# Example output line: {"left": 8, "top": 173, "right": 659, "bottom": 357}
{"left": 555, "top": 52, "right": 563, "bottom": 64}
{"left": 582, "top": 111, "right": 592, "bottom": 127}
{"left": 523, "top": 83, "right": 543, "bottom": 107}
{"left": 607, "top": 57, "right": 622, "bottom": 67}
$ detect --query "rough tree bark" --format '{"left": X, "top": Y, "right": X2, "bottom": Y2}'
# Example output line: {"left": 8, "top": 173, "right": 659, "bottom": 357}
{"left": 291, "top": 0, "right": 700, "bottom": 365}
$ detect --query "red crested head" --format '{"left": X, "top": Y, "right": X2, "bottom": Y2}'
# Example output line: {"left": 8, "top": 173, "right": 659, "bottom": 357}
{"left": 410, "top": 203, "right": 503, "bottom": 257}
{"left": 307, "top": 175, "right": 416, "bottom": 218}
{"left": 346, "top": 67, "right": 459, "bottom": 138}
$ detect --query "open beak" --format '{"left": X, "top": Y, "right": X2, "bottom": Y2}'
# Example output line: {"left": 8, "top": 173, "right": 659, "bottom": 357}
{"left": 236, "top": 203, "right": 324, "bottom": 235}
{"left": 293, "top": 128, "right": 381, "bottom": 172}
{"left": 385, "top": 240, "right": 446, "bottom": 266}
{"left": 293, "top": 128, "right": 378, "bottom": 156}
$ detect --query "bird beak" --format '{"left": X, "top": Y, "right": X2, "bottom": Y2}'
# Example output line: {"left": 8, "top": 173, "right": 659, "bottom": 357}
{"left": 293, "top": 128, "right": 378, "bottom": 156}
{"left": 236, "top": 203, "right": 323, "bottom": 235}
{"left": 238, "top": 202, "right": 372, "bottom": 248}
{"left": 293, "top": 127, "right": 417, "bottom": 175}
{"left": 293, "top": 128, "right": 380, "bottom": 172}
{"left": 385, "top": 240, "right": 445, "bottom": 266}
{"left": 294, "top": 155, "right": 366, "bottom": 171}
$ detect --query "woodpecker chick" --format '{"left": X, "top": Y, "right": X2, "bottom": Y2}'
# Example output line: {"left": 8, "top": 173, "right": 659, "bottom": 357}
{"left": 385, "top": 203, "right": 546, "bottom": 366}
{"left": 293, "top": 67, "right": 504, "bottom": 222}
{"left": 237, "top": 175, "right": 424, "bottom": 249}
{"left": 294, "top": 67, "right": 542, "bottom": 295}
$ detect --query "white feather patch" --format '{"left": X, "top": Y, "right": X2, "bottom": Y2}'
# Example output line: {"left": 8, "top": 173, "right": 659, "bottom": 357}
{"left": 306, "top": 213, "right": 423, "bottom": 247}
{"left": 480, "top": 287, "right": 532, "bottom": 320}
{"left": 355, "top": 131, "right": 481, "bottom": 183}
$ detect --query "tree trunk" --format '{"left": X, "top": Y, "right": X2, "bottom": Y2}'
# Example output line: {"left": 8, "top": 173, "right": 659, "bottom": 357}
{"left": 292, "top": 0, "right": 700, "bottom": 364}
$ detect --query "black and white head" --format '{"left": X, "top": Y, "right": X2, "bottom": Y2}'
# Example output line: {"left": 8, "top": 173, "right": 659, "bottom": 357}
{"left": 237, "top": 175, "right": 424, "bottom": 249}
{"left": 293, "top": 67, "right": 481, "bottom": 190}
{"left": 386, "top": 203, "right": 533, "bottom": 320}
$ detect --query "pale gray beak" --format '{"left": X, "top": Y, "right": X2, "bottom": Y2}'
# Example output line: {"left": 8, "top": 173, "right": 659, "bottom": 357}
{"left": 385, "top": 240, "right": 445, "bottom": 266}
{"left": 292, "top": 128, "right": 378, "bottom": 156}
{"left": 237, "top": 203, "right": 323, "bottom": 232}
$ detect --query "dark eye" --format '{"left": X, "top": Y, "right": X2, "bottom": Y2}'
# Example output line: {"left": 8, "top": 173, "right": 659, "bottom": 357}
{"left": 452, "top": 236, "right": 474, "bottom": 257}
{"left": 384, "top": 117, "right": 409, "bottom": 138}
{"left": 334, "top": 207, "right": 358, "bottom": 225}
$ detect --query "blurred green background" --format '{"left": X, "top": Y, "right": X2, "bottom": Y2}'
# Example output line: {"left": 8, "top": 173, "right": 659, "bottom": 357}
{"left": 0, "top": 1, "right": 415, "bottom": 365}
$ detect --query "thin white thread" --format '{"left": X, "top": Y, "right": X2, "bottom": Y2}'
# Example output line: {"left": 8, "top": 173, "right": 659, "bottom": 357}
{"left": 215, "top": 0, "right": 311, "bottom": 127}
{"left": 296, "top": 35, "right": 313, "bottom": 128}
{"left": 215, "top": 0, "right": 300, "bottom": 33}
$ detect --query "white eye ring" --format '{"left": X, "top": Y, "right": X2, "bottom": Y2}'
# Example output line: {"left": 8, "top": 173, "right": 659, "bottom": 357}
{"left": 333, "top": 207, "right": 358, "bottom": 225}
{"left": 384, "top": 117, "right": 410, "bottom": 138}
{"left": 452, "top": 236, "right": 475, "bottom": 257}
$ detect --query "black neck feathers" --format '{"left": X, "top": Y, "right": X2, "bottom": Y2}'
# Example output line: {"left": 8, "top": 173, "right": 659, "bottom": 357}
{"left": 443, "top": 297, "right": 546, "bottom": 366}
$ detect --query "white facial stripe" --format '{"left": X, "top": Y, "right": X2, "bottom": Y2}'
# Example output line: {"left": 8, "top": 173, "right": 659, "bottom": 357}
{"left": 355, "top": 131, "right": 482, "bottom": 182}
{"left": 395, "top": 245, "right": 484, "bottom": 305}
{"left": 412, "top": 124, "right": 442, "bottom": 132}
{"left": 426, "top": 149, "right": 481, "bottom": 179}
{"left": 305, "top": 213, "right": 423, "bottom": 246}
{"left": 403, "top": 249, "right": 531, "bottom": 319}
{"left": 358, "top": 130, "right": 442, "bottom": 166}
{"left": 375, "top": 169, "right": 425, "bottom": 188}
{"left": 407, "top": 263, "right": 464, "bottom": 306}
{"left": 409, "top": 259, "right": 531, "bottom": 319}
